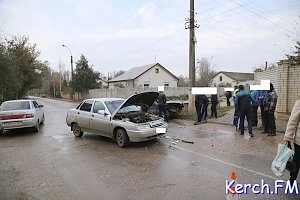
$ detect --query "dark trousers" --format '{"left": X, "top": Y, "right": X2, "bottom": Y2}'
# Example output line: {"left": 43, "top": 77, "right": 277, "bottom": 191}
{"left": 264, "top": 111, "right": 276, "bottom": 133}
{"left": 290, "top": 143, "right": 300, "bottom": 181}
{"left": 226, "top": 97, "right": 230, "bottom": 106}
{"left": 260, "top": 105, "right": 265, "bottom": 129}
{"left": 158, "top": 104, "right": 168, "bottom": 122}
{"left": 233, "top": 106, "right": 239, "bottom": 126}
{"left": 211, "top": 104, "right": 217, "bottom": 118}
{"left": 239, "top": 110, "right": 253, "bottom": 135}
{"left": 195, "top": 103, "right": 203, "bottom": 122}
{"left": 201, "top": 104, "right": 208, "bottom": 120}
{"left": 252, "top": 106, "right": 258, "bottom": 126}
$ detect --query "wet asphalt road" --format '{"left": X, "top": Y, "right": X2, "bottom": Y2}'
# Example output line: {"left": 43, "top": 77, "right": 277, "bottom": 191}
{"left": 0, "top": 97, "right": 299, "bottom": 200}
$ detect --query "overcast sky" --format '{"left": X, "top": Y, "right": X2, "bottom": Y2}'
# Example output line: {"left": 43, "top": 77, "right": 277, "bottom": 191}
{"left": 1, "top": 0, "right": 299, "bottom": 77}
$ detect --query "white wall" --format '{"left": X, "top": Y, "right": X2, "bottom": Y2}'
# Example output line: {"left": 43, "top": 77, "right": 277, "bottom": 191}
{"left": 134, "top": 65, "right": 178, "bottom": 88}
{"left": 211, "top": 73, "right": 235, "bottom": 87}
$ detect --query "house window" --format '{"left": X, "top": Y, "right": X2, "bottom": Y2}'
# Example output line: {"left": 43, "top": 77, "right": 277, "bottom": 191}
{"left": 219, "top": 76, "right": 222, "bottom": 81}
{"left": 144, "top": 84, "right": 149, "bottom": 88}
{"left": 164, "top": 83, "right": 169, "bottom": 88}
{"left": 155, "top": 68, "right": 159, "bottom": 73}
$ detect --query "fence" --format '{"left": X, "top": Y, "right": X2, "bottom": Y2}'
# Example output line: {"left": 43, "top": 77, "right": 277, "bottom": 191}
{"left": 88, "top": 87, "right": 228, "bottom": 99}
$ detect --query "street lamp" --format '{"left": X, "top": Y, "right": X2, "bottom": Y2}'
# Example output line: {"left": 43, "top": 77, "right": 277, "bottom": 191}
{"left": 62, "top": 44, "right": 74, "bottom": 100}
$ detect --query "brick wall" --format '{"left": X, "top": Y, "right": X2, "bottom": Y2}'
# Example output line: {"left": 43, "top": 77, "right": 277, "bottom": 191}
{"left": 255, "top": 60, "right": 300, "bottom": 119}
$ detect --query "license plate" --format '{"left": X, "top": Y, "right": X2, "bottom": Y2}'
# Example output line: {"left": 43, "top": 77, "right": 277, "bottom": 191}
{"left": 2, "top": 122, "right": 22, "bottom": 127}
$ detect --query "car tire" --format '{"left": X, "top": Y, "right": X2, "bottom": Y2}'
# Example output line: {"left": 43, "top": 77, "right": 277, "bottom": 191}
{"left": 34, "top": 121, "right": 40, "bottom": 132}
{"left": 41, "top": 115, "right": 45, "bottom": 125}
{"left": 72, "top": 123, "right": 83, "bottom": 137}
{"left": 116, "top": 128, "right": 129, "bottom": 148}
{"left": 0, "top": 129, "right": 3, "bottom": 135}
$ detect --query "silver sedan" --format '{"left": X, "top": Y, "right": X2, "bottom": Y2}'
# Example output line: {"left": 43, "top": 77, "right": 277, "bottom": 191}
{"left": 0, "top": 99, "right": 45, "bottom": 134}
{"left": 66, "top": 92, "right": 168, "bottom": 147}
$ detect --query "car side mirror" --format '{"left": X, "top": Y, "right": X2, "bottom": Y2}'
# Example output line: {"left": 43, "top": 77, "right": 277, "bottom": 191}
{"left": 39, "top": 105, "right": 44, "bottom": 108}
{"left": 97, "top": 110, "right": 108, "bottom": 116}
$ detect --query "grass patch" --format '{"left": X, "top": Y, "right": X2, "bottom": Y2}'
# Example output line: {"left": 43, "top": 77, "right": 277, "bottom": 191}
{"left": 176, "top": 106, "right": 234, "bottom": 120}
{"left": 218, "top": 106, "right": 234, "bottom": 117}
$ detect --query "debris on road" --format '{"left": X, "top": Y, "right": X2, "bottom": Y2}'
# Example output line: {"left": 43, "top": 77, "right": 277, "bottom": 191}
{"left": 181, "top": 139, "right": 194, "bottom": 144}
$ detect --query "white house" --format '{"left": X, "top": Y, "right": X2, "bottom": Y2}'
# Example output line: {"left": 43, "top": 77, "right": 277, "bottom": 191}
{"left": 211, "top": 71, "right": 255, "bottom": 87}
{"left": 108, "top": 63, "right": 178, "bottom": 89}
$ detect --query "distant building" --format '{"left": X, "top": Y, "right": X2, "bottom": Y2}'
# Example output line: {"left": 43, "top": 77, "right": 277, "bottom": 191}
{"left": 98, "top": 78, "right": 108, "bottom": 88}
{"left": 108, "top": 63, "right": 178, "bottom": 89}
{"left": 211, "top": 71, "right": 254, "bottom": 87}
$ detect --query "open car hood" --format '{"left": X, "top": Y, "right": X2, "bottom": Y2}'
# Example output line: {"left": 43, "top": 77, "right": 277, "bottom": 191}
{"left": 111, "top": 92, "right": 159, "bottom": 117}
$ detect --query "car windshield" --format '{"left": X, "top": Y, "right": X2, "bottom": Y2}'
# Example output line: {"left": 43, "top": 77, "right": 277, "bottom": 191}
{"left": 0, "top": 101, "right": 31, "bottom": 111}
{"left": 118, "top": 105, "right": 140, "bottom": 114}
{"left": 104, "top": 100, "right": 124, "bottom": 114}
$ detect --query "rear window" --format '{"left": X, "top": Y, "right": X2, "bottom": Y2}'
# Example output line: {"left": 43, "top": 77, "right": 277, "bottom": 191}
{"left": 0, "top": 101, "right": 31, "bottom": 111}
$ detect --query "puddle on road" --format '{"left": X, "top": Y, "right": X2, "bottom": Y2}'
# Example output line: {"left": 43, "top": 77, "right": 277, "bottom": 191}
{"left": 52, "top": 135, "right": 65, "bottom": 141}
{"left": 195, "top": 129, "right": 233, "bottom": 139}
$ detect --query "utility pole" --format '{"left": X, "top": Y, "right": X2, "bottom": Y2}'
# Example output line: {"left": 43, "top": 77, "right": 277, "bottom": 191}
{"left": 185, "top": 0, "right": 199, "bottom": 87}
{"left": 185, "top": 0, "right": 199, "bottom": 114}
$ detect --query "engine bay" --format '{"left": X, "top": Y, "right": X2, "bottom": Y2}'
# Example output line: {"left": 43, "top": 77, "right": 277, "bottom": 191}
{"left": 114, "top": 111, "right": 160, "bottom": 123}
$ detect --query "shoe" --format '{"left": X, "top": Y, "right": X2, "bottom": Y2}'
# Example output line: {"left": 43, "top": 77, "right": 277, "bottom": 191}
{"left": 250, "top": 134, "right": 254, "bottom": 137}
{"left": 268, "top": 133, "right": 276, "bottom": 136}
{"left": 261, "top": 131, "right": 268, "bottom": 134}
{"left": 240, "top": 132, "right": 244, "bottom": 135}
{"left": 194, "top": 121, "right": 201, "bottom": 125}
{"left": 258, "top": 126, "right": 263, "bottom": 130}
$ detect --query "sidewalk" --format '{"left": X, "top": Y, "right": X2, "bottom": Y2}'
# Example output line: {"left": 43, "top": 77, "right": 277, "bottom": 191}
{"left": 207, "top": 107, "right": 288, "bottom": 133}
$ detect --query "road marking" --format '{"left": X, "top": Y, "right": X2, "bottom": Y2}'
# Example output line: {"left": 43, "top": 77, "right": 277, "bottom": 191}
{"left": 175, "top": 146, "right": 278, "bottom": 181}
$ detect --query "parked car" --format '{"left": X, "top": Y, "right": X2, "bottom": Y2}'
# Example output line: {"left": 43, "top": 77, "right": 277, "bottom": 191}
{"left": 66, "top": 92, "right": 168, "bottom": 147}
{"left": 0, "top": 100, "right": 45, "bottom": 134}
{"left": 150, "top": 100, "right": 184, "bottom": 118}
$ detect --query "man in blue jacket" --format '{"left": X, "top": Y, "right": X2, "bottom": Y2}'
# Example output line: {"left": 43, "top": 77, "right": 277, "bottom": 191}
{"left": 251, "top": 90, "right": 259, "bottom": 127}
{"left": 235, "top": 85, "right": 256, "bottom": 137}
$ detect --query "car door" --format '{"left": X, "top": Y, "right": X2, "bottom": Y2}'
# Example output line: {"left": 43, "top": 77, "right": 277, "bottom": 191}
{"left": 76, "top": 100, "right": 93, "bottom": 130}
{"left": 32, "top": 101, "right": 42, "bottom": 121}
{"left": 89, "top": 101, "right": 110, "bottom": 136}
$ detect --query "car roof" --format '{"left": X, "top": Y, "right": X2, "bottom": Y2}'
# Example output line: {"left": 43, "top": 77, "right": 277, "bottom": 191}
{"left": 84, "top": 98, "right": 125, "bottom": 102}
{"left": 2, "top": 99, "right": 33, "bottom": 103}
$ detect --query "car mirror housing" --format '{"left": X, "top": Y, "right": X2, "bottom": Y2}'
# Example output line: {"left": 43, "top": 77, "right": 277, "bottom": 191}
{"left": 98, "top": 110, "right": 108, "bottom": 116}
{"left": 39, "top": 105, "right": 44, "bottom": 108}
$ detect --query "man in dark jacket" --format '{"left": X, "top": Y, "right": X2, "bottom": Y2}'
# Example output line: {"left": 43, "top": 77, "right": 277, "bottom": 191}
{"left": 194, "top": 95, "right": 204, "bottom": 125}
{"left": 210, "top": 94, "right": 218, "bottom": 118}
{"left": 235, "top": 85, "right": 256, "bottom": 137}
{"left": 201, "top": 95, "right": 209, "bottom": 122}
{"left": 251, "top": 90, "right": 259, "bottom": 126}
{"left": 263, "top": 83, "right": 278, "bottom": 136}
{"left": 157, "top": 91, "right": 168, "bottom": 122}
{"left": 225, "top": 91, "right": 232, "bottom": 106}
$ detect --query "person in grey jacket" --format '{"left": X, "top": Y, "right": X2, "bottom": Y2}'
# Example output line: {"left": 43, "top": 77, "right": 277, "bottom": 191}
{"left": 284, "top": 99, "right": 300, "bottom": 182}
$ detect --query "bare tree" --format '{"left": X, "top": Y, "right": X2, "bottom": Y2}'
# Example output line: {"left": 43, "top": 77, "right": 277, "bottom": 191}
{"left": 177, "top": 75, "right": 189, "bottom": 87}
{"left": 196, "top": 58, "right": 218, "bottom": 87}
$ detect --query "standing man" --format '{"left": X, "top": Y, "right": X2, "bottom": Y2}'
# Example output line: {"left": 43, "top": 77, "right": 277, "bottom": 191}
{"left": 235, "top": 85, "right": 256, "bottom": 137}
{"left": 263, "top": 83, "right": 278, "bottom": 136}
{"left": 225, "top": 91, "right": 232, "bottom": 106}
{"left": 251, "top": 90, "right": 259, "bottom": 127}
{"left": 194, "top": 95, "right": 203, "bottom": 125}
{"left": 157, "top": 91, "right": 168, "bottom": 122}
{"left": 201, "top": 95, "right": 209, "bottom": 122}
{"left": 258, "top": 89, "right": 268, "bottom": 130}
{"left": 210, "top": 94, "right": 218, "bottom": 118}
{"left": 284, "top": 98, "right": 300, "bottom": 182}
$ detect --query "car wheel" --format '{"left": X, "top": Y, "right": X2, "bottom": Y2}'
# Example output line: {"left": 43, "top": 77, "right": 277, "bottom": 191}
{"left": 72, "top": 123, "right": 83, "bottom": 137}
{"left": 34, "top": 121, "right": 40, "bottom": 132}
{"left": 0, "top": 129, "right": 3, "bottom": 135}
{"left": 116, "top": 128, "right": 129, "bottom": 148}
{"left": 41, "top": 115, "right": 45, "bottom": 125}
